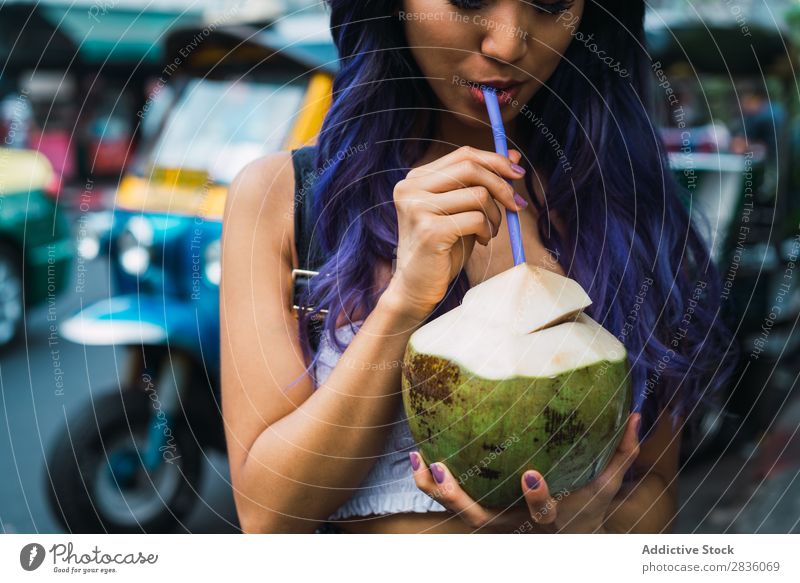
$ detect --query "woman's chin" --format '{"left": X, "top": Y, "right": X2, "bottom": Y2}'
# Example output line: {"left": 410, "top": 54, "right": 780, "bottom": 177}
{"left": 460, "top": 114, "right": 494, "bottom": 130}
{"left": 449, "top": 104, "right": 523, "bottom": 133}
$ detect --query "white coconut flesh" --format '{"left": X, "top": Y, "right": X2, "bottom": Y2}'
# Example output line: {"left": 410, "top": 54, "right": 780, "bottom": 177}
{"left": 409, "top": 263, "right": 627, "bottom": 379}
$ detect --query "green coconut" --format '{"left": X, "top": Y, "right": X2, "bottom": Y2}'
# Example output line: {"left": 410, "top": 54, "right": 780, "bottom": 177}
{"left": 401, "top": 263, "right": 631, "bottom": 507}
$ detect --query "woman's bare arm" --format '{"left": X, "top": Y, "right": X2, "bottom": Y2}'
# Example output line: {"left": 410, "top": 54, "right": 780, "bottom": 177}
{"left": 220, "top": 153, "right": 423, "bottom": 533}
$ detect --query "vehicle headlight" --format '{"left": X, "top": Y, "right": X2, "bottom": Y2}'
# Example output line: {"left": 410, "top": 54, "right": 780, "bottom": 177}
{"left": 204, "top": 240, "right": 221, "bottom": 286}
{"left": 77, "top": 233, "right": 100, "bottom": 262}
{"left": 75, "top": 211, "right": 113, "bottom": 261}
{"left": 118, "top": 216, "right": 154, "bottom": 276}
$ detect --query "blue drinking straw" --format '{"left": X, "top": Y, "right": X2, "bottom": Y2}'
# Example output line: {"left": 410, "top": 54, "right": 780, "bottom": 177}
{"left": 482, "top": 87, "right": 526, "bottom": 266}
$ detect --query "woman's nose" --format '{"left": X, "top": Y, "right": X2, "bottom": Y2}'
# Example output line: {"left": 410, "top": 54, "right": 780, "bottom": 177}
{"left": 478, "top": 7, "right": 529, "bottom": 64}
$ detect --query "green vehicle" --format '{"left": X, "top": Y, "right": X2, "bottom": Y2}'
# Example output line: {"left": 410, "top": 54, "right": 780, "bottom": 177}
{"left": 0, "top": 147, "right": 72, "bottom": 346}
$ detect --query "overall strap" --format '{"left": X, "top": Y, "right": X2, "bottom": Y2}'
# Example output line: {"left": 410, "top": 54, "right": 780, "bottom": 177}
{"left": 292, "top": 145, "right": 324, "bottom": 271}
{"left": 291, "top": 146, "right": 325, "bottom": 352}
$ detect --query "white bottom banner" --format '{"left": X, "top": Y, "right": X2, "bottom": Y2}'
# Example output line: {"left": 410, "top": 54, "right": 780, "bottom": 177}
{"left": 1, "top": 534, "right": 797, "bottom": 581}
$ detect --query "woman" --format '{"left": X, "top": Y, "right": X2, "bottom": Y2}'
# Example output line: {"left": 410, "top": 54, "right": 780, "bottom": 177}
{"left": 221, "top": 0, "right": 734, "bottom": 533}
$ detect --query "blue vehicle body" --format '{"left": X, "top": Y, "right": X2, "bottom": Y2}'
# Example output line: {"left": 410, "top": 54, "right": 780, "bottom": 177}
{"left": 46, "top": 13, "right": 337, "bottom": 533}
{"left": 61, "top": 210, "right": 222, "bottom": 371}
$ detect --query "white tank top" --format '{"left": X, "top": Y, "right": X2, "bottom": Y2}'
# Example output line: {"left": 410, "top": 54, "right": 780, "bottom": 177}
{"left": 313, "top": 320, "right": 447, "bottom": 520}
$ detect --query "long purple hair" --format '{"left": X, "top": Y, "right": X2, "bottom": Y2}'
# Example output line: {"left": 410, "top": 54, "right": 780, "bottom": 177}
{"left": 295, "top": 0, "right": 738, "bottom": 445}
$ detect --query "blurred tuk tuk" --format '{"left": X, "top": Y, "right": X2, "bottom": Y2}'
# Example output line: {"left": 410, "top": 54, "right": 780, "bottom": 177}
{"left": 49, "top": 13, "right": 337, "bottom": 533}
{"left": 646, "top": 5, "right": 800, "bottom": 460}
{"left": 0, "top": 148, "right": 72, "bottom": 347}
{"left": 0, "top": 1, "right": 210, "bottom": 188}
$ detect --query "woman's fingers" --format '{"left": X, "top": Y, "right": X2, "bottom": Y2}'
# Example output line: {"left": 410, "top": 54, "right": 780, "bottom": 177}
{"left": 594, "top": 413, "right": 642, "bottom": 497}
{"left": 409, "top": 452, "right": 494, "bottom": 530}
{"left": 435, "top": 210, "right": 498, "bottom": 247}
{"left": 406, "top": 148, "right": 526, "bottom": 213}
{"left": 414, "top": 160, "right": 522, "bottom": 212}
{"left": 413, "top": 187, "right": 503, "bottom": 236}
{"left": 413, "top": 145, "right": 526, "bottom": 183}
{"left": 521, "top": 470, "right": 559, "bottom": 525}
{"left": 417, "top": 186, "right": 503, "bottom": 219}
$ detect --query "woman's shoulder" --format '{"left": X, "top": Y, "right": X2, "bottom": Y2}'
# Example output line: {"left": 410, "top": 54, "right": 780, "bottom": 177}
{"left": 224, "top": 151, "right": 301, "bottom": 268}
{"left": 227, "top": 151, "right": 298, "bottom": 208}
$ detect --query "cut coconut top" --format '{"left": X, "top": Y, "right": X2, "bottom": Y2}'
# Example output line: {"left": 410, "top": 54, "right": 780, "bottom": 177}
{"left": 409, "top": 264, "right": 626, "bottom": 379}
{"left": 461, "top": 263, "right": 591, "bottom": 335}
{"left": 411, "top": 312, "right": 627, "bottom": 379}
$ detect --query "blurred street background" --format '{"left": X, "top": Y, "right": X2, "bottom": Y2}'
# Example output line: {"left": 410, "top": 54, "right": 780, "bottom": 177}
{"left": 1, "top": 0, "right": 799, "bottom": 533}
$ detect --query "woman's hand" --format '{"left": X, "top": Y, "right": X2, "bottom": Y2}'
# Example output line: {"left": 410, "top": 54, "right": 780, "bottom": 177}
{"left": 409, "top": 413, "right": 642, "bottom": 533}
{"left": 520, "top": 413, "right": 642, "bottom": 533}
{"left": 385, "top": 146, "right": 528, "bottom": 322}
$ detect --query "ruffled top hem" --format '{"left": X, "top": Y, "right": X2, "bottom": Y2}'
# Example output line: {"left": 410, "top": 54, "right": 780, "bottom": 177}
{"left": 327, "top": 490, "right": 447, "bottom": 520}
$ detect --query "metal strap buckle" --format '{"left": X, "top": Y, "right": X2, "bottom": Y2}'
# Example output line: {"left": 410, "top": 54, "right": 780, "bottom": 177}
{"left": 291, "top": 268, "right": 329, "bottom": 317}
{"left": 292, "top": 268, "right": 319, "bottom": 279}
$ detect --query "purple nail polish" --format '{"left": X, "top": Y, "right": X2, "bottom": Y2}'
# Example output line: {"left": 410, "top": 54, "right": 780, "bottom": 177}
{"left": 514, "top": 193, "right": 528, "bottom": 209}
{"left": 431, "top": 463, "right": 446, "bottom": 484}
{"left": 409, "top": 452, "right": 420, "bottom": 471}
{"left": 525, "top": 473, "right": 540, "bottom": 490}
{"left": 511, "top": 163, "right": 526, "bottom": 175}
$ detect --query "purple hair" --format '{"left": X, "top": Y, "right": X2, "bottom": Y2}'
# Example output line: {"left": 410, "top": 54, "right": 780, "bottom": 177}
{"left": 295, "top": 0, "right": 739, "bottom": 446}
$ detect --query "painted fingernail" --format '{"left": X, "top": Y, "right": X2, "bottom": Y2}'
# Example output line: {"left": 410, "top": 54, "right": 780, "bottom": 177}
{"left": 514, "top": 193, "right": 528, "bottom": 209}
{"left": 409, "top": 452, "right": 421, "bottom": 471}
{"left": 524, "top": 472, "right": 540, "bottom": 490}
{"left": 511, "top": 163, "right": 526, "bottom": 176}
{"left": 430, "top": 463, "right": 446, "bottom": 484}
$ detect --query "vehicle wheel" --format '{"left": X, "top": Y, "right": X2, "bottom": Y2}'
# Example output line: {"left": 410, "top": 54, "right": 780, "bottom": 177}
{"left": 0, "top": 244, "right": 23, "bottom": 348}
{"left": 46, "top": 389, "right": 202, "bottom": 533}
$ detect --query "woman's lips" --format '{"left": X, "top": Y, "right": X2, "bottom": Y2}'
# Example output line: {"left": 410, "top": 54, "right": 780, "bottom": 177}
{"left": 467, "top": 82, "right": 523, "bottom": 106}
